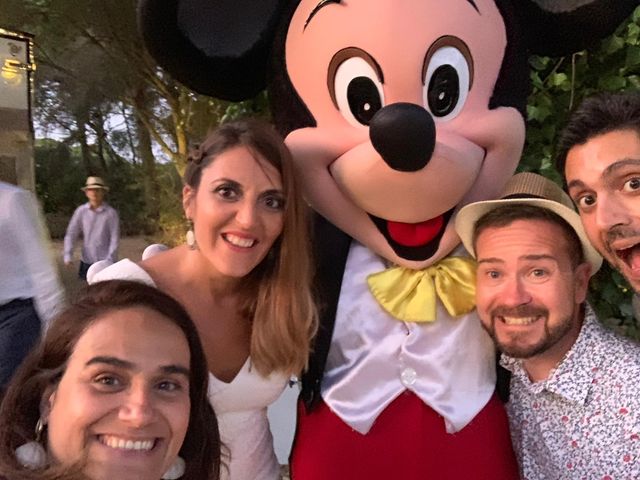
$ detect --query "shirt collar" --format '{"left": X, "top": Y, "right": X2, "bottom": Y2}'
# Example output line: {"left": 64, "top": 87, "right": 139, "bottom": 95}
{"left": 500, "top": 305, "right": 602, "bottom": 405}
{"left": 85, "top": 201, "right": 107, "bottom": 213}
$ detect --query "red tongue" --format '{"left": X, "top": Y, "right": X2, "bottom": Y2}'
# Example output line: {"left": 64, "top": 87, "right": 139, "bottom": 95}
{"left": 387, "top": 216, "right": 444, "bottom": 247}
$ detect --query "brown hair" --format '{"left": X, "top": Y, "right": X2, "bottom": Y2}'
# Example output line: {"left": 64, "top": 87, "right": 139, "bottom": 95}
{"left": 184, "top": 119, "right": 318, "bottom": 376}
{"left": 0, "top": 280, "right": 220, "bottom": 480}
{"left": 556, "top": 91, "right": 640, "bottom": 173}
{"left": 472, "top": 204, "right": 585, "bottom": 268}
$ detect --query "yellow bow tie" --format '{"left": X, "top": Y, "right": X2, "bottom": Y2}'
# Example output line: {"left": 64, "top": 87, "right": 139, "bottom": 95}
{"left": 367, "top": 256, "right": 477, "bottom": 323}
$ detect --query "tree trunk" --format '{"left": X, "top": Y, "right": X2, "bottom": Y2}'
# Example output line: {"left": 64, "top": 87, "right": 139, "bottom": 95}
{"left": 133, "top": 87, "right": 160, "bottom": 229}
{"left": 75, "top": 112, "right": 93, "bottom": 175}
{"left": 92, "top": 110, "right": 109, "bottom": 174}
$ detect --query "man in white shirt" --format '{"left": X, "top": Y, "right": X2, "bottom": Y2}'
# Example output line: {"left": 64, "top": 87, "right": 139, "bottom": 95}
{"left": 0, "top": 181, "right": 65, "bottom": 388}
{"left": 63, "top": 176, "right": 119, "bottom": 280}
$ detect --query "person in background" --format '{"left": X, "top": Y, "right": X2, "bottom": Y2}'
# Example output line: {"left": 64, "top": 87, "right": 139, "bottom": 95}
{"left": 92, "top": 119, "right": 318, "bottom": 480}
{"left": 0, "top": 181, "right": 65, "bottom": 390}
{"left": 455, "top": 172, "right": 640, "bottom": 479}
{"left": 63, "top": 176, "right": 119, "bottom": 280}
{"left": 0, "top": 279, "right": 220, "bottom": 480}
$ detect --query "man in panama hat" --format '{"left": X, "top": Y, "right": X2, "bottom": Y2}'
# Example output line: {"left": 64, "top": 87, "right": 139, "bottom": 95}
{"left": 456, "top": 172, "right": 640, "bottom": 478}
{"left": 63, "top": 176, "right": 119, "bottom": 280}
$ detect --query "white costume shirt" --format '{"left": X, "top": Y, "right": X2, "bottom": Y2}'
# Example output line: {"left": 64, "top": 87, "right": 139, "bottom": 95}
{"left": 322, "top": 242, "right": 496, "bottom": 434}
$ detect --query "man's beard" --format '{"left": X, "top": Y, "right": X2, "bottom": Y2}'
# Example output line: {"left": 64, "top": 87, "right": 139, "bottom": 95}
{"left": 484, "top": 304, "right": 574, "bottom": 359}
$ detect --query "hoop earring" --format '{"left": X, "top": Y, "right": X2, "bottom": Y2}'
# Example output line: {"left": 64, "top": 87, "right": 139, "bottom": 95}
{"left": 15, "top": 417, "right": 47, "bottom": 469}
{"left": 186, "top": 219, "right": 197, "bottom": 250}
{"left": 162, "top": 456, "right": 186, "bottom": 479}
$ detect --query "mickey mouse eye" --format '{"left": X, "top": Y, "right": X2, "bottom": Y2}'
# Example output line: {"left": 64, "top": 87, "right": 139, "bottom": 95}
{"left": 422, "top": 38, "right": 473, "bottom": 122}
{"left": 329, "top": 50, "right": 385, "bottom": 128}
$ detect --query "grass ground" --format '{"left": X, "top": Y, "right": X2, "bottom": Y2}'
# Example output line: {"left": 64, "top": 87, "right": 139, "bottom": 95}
{"left": 50, "top": 235, "right": 150, "bottom": 299}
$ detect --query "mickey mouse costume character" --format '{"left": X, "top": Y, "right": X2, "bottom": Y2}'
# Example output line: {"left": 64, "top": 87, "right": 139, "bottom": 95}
{"left": 138, "top": 1, "right": 637, "bottom": 478}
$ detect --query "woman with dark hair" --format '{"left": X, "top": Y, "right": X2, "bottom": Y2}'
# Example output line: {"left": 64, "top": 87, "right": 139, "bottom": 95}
{"left": 0, "top": 280, "right": 220, "bottom": 480}
{"left": 92, "top": 119, "right": 318, "bottom": 479}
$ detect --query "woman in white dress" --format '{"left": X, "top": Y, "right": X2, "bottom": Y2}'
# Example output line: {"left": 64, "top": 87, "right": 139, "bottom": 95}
{"left": 93, "top": 120, "right": 318, "bottom": 480}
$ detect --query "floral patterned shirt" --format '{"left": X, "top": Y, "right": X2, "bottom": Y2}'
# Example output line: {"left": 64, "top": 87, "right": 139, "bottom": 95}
{"left": 501, "top": 306, "right": 640, "bottom": 480}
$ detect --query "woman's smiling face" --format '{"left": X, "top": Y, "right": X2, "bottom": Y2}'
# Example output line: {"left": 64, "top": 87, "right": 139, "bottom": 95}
{"left": 44, "top": 306, "right": 191, "bottom": 480}
{"left": 183, "top": 145, "right": 285, "bottom": 278}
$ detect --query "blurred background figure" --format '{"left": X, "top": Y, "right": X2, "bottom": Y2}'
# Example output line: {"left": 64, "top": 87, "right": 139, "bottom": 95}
{"left": 63, "top": 176, "right": 119, "bottom": 281}
{"left": 0, "top": 180, "right": 65, "bottom": 390}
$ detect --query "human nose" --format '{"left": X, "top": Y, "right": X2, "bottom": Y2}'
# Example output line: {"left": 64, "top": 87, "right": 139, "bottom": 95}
{"left": 500, "top": 277, "right": 532, "bottom": 307}
{"left": 119, "top": 384, "right": 156, "bottom": 427}
{"left": 594, "top": 193, "right": 629, "bottom": 230}
{"left": 235, "top": 200, "right": 258, "bottom": 227}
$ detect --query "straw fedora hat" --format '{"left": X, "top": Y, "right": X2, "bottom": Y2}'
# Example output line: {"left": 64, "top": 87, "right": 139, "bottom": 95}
{"left": 455, "top": 172, "right": 602, "bottom": 273}
{"left": 81, "top": 176, "right": 109, "bottom": 191}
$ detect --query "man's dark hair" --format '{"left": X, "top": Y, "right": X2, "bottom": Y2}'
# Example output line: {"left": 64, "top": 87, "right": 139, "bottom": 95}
{"left": 472, "top": 204, "right": 585, "bottom": 268}
{"left": 556, "top": 91, "right": 640, "bottom": 173}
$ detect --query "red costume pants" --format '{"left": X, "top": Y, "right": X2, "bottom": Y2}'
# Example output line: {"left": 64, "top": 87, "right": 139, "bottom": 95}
{"left": 290, "top": 391, "right": 520, "bottom": 479}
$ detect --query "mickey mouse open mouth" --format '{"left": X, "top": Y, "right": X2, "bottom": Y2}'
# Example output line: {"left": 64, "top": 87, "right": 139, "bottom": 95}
{"left": 370, "top": 208, "right": 454, "bottom": 261}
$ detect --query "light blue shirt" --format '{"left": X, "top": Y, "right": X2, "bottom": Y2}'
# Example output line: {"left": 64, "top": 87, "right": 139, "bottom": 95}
{"left": 63, "top": 202, "right": 119, "bottom": 264}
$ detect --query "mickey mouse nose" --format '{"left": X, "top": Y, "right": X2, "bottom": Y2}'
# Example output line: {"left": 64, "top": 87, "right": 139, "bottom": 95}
{"left": 369, "top": 103, "right": 436, "bottom": 172}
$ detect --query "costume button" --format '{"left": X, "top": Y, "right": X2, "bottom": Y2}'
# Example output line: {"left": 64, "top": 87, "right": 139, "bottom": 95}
{"left": 401, "top": 367, "right": 417, "bottom": 386}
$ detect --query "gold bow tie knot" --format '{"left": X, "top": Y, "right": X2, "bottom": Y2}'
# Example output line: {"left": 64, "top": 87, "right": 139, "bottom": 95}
{"left": 367, "top": 256, "right": 477, "bottom": 322}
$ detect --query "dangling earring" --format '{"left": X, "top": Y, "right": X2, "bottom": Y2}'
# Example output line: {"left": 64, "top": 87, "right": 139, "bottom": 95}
{"left": 186, "top": 219, "right": 197, "bottom": 250}
{"left": 15, "top": 417, "right": 47, "bottom": 469}
{"left": 162, "top": 456, "right": 186, "bottom": 479}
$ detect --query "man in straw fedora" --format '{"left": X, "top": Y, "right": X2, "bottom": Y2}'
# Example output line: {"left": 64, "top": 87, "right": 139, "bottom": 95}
{"left": 455, "top": 172, "right": 640, "bottom": 479}
{"left": 63, "top": 176, "right": 119, "bottom": 280}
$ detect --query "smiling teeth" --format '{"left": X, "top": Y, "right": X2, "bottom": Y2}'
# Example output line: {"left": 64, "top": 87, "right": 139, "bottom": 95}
{"left": 100, "top": 435, "right": 155, "bottom": 451}
{"left": 501, "top": 316, "right": 539, "bottom": 326}
{"left": 225, "top": 234, "right": 255, "bottom": 248}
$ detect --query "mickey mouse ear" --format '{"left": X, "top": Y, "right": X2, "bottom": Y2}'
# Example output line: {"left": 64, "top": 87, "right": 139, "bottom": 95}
{"left": 138, "top": 0, "right": 286, "bottom": 100}
{"left": 518, "top": 0, "right": 637, "bottom": 57}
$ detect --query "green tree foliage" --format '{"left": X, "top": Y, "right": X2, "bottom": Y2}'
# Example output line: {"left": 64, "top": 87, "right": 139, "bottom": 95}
{"left": 35, "top": 138, "right": 147, "bottom": 236}
{"left": 35, "top": 140, "right": 85, "bottom": 216}
{"left": 0, "top": 0, "right": 269, "bottom": 240}
{"left": 522, "top": 6, "right": 640, "bottom": 336}
{"left": 34, "top": 136, "right": 197, "bottom": 239}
